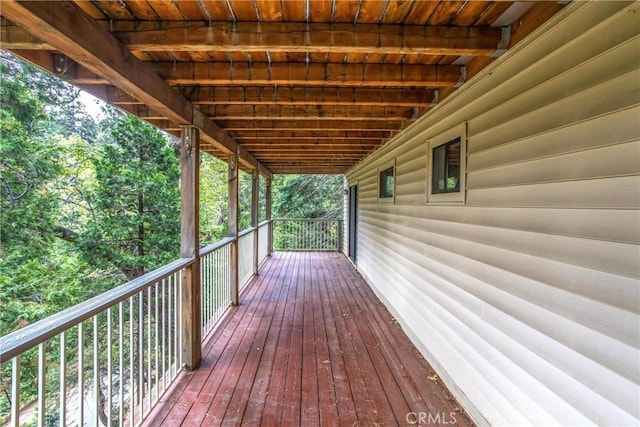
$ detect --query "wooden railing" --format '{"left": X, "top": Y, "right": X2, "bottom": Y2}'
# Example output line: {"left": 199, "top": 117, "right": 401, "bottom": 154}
{"left": 0, "top": 220, "right": 274, "bottom": 427}
{"left": 0, "top": 258, "right": 191, "bottom": 427}
{"left": 258, "top": 220, "right": 270, "bottom": 266}
{"left": 272, "top": 219, "right": 343, "bottom": 252}
{"left": 238, "top": 228, "right": 256, "bottom": 292}
{"left": 0, "top": 217, "right": 348, "bottom": 425}
{"left": 199, "top": 237, "right": 233, "bottom": 340}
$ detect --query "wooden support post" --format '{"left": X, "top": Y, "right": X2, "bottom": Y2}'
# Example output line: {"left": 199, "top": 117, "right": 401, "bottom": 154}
{"left": 180, "top": 125, "right": 201, "bottom": 370}
{"left": 251, "top": 170, "right": 259, "bottom": 275}
{"left": 266, "top": 178, "right": 273, "bottom": 256}
{"left": 228, "top": 155, "right": 239, "bottom": 306}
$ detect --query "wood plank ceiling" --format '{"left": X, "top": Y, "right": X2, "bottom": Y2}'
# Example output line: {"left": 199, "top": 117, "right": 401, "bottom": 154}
{"left": 0, "top": 1, "right": 565, "bottom": 175}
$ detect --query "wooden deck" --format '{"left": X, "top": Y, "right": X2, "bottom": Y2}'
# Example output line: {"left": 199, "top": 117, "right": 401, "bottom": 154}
{"left": 146, "top": 252, "right": 474, "bottom": 426}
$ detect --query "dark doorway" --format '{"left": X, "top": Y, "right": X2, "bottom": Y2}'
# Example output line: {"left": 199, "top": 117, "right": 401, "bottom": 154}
{"left": 348, "top": 185, "right": 357, "bottom": 263}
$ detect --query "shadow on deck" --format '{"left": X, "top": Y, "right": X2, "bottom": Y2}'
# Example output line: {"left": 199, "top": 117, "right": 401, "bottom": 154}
{"left": 146, "top": 252, "right": 474, "bottom": 426}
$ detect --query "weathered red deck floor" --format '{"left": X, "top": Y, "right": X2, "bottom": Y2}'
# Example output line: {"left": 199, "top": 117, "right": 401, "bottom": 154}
{"left": 146, "top": 252, "right": 474, "bottom": 426}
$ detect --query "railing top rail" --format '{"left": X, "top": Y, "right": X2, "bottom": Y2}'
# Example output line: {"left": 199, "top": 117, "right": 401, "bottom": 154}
{"left": 199, "top": 236, "right": 235, "bottom": 257}
{"left": 272, "top": 218, "right": 342, "bottom": 222}
{"left": 0, "top": 257, "right": 194, "bottom": 362}
{"left": 238, "top": 226, "right": 257, "bottom": 238}
{"left": 258, "top": 220, "right": 271, "bottom": 227}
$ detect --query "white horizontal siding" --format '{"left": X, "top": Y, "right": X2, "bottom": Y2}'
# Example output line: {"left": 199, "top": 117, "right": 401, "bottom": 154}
{"left": 465, "top": 176, "right": 640, "bottom": 209}
{"left": 346, "top": 2, "right": 640, "bottom": 426}
{"left": 468, "top": 72, "right": 640, "bottom": 155}
{"left": 467, "top": 141, "right": 640, "bottom": 189}
{"left": 467, "top": 107, "right": 640, "bottom": 172}
{"left": 359, "top": 238, "right": 637, "bottom": 426}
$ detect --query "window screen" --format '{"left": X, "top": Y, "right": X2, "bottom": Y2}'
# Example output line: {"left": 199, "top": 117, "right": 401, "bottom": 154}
{"left": 432, "top": 138, "right": 461, "bottom": 194}
{"left": 379, "top": 166, "right": 394, "bottom": 198}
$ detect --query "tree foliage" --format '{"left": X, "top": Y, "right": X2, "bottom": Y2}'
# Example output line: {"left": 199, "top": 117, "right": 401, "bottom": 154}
{"left": 0, "top": 51, "right": 345, "bottom": 334}
{"left": 272, "top": 174, "right": 343, "bottom": 219}
{"left": 82, "top": 112, "right": 180, "bottom": 279}
{"left": 0, "top": 50, "right": 344, "bottom": 423}
{"left": 199, "top": 153, "right": 229, "bottom": 243}
{"left": 0, "top": 52, "right": 186, "bottom": 422}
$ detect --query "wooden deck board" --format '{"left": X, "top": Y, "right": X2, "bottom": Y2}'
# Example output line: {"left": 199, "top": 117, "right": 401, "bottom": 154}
{"left": 145, "top": 252, "right": 474, "bottom": 426}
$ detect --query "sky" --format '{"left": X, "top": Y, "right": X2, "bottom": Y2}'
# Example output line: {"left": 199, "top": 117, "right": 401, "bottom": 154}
{"left": 78, "top": 90, "right": 105, "bottom": 120}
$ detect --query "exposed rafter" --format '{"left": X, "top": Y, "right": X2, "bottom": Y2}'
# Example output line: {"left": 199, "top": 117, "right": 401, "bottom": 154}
{"left": 239, "top": 140, "right": 382, "bottom": 147}
{"left": 217, "top": 120, "right": 404, "bottom": 131}
{"left": 71, "top": 85, "right": 435, "bottom": 107}
{"left": 181, "top": 86, "right": 436, "bottom": 107}
{"left": 1, "top": 3, "right": 270, "bottom": 177}
{"left": 103, "top": 104, "right": 417, "bottom": 122}
{"left": 119, "top": 22, "right": 504, "bottom": 56}
{"left": 3, "top": 21, "right": 505, "bottom": 56}
{"left": 232, "top": 130, "right": 393, "bottom": 140}
{"left": 157, "top": 62, "right": 463, "bottom": 88}
{"left": 0, "top": 0, "right": 565, "bottom": 175}
{"left": 9, "top": 49, "right": 462, "bottom": 89}
{"left": 200, "top": 105, "right": 418, "bottom": 121}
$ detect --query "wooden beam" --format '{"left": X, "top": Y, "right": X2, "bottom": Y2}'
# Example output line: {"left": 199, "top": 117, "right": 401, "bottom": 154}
{"left": 1, "top": 2, "right": 189, "bottom": 123}
{"left": 117, "top": 22, "right": 503, "bottom": 56}
{"left": 157, "top": 62, "right": 463, "bottom": 88}
{"left": 78, "top": 84, "right": 434, "bottom": 108}
{"left": 2, "top": 21, "right": 505, "bottom": 56}
{"left": 9, "top": 49, "right": 109, "bottom": 84}
{"left": 181, "top": 86, "right": 435, "bottom": 107}
{"left": 1, "top": 22, "right": 51, "bottom": 49}
{"left": 247, "top": 149, "right": 377, "bottom": 155}
{"left": 261, "top": 159, "right": 358, "bottom": 164}
{"left": 1, "top": 6, "right": 270, "bottom": 176}
{"left": 233, "top": 130, "right": 393, "bottom": 140}
{"left": 12, "top": 48, "right": 459, "bottom": 92}
{"left": 242, "top": 145, "right": 377, "bottom": 158}
{"left": 269, "top": 168, "right": 347, "bottom": 175}
{"left": 180, "top": 126, "right": 202, "bottom": 370}
{"left": 240, "top": 140, "right": 381, "bottom": 147}
{"left": 218, "top": 120, "right": 403, "bottom": 131}
{"left": 266, "top": 167, "right": 353, "bottom": 172}
{"left": 200, "top": 105, "right": 417, "bottom": 120}
{"left": 256, "top": 155, "right": 366, "bottom": 160}
{"left": 256, "top": 159, "right": 366, "bottom": 165}
{"left": 263, "top": 166, "right": 354, "bottom": 173}
{"left": 13, "top": 55, "right": 460, "bottom": 89}
{"left": 246, "top": 146, "right": 374, "bottom": 154}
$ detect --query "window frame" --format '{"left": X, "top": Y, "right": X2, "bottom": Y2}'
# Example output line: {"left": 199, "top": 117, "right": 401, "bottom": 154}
{"left": 426, "top": 123, "right": 467, "bottom": 204}
{"left": 377, "top": 160, "right": 396, "bottom": 203}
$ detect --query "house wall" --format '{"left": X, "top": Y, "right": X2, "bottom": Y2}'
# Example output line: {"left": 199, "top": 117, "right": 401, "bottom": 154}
{"left": 346, "top": 2, "right": 640, "bottom": 425}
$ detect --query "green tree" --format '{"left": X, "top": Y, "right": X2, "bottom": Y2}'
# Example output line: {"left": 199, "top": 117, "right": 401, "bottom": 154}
{"left": 239, "top": 169, "right": 253, "bottom": 230}
{"left": 0, "top": 52, "right": 66, "bottom": 333}
{"left": 79, "top": 111, "right": 181, "bottom": 280}
{"left": 0, "top": 52, "right": 100, "bottom": 422}
{"left": 272, "top": 174, "right": 343, "bottom": 219}
{"left": 200, "top": 153, "right": 229, "bottom": 243}
{"left": 1, "top": 53, "right": 184, "bottom": 423}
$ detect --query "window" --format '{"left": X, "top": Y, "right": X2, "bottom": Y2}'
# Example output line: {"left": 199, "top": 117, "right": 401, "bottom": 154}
{"left": 378, "top": 160, "right": 395, "bottom": 203}
{"left": 432, "top": 138, "right": 461, "bottom": 194}
{"left": 427, "top": 123, "right": 466, "bottom": 204}
{"left": 379, "top": 166, "right": 394, "bottom": 198}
